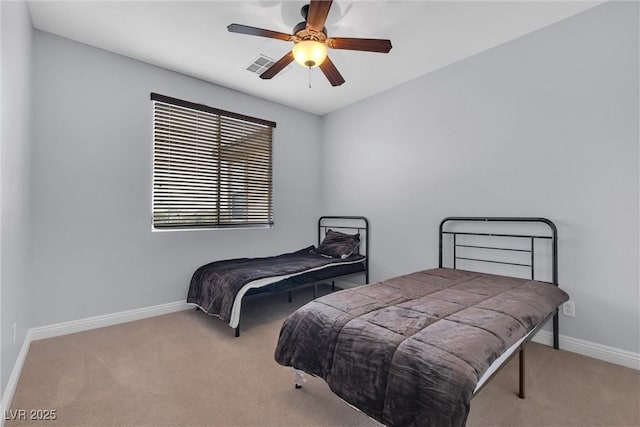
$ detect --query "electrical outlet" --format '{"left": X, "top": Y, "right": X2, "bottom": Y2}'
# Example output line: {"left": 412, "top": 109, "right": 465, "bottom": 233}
{"left": 562, "top": 301, "right": 575, "bottom": 317}
{"left": 13, "top": 322, "right": 17, "bottom": 344}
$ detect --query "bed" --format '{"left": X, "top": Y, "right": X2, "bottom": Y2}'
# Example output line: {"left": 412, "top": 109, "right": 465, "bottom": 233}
{"left": 187, "top": 216, "right": 369, "bottom": 337}
{"left": 274, "top": 217, "right": 569, "bottom": 426}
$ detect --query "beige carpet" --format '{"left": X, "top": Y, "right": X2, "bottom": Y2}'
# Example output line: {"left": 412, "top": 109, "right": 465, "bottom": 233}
{"left": 8, "top": 286, "right": 640, "bottom": 427}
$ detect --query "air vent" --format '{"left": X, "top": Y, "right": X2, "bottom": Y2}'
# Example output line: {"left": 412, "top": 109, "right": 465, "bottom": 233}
{"left": 246, "top": 54, "right": 275, "bottom": 74}
{"left": 246, "top": 54, "right": 290, "bottom": 76}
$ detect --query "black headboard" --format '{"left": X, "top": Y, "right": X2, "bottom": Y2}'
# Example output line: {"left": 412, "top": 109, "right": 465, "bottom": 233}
{"left": 439, "top": 217, "right": 559, "bottom": 348}
{"left": 318, "top": 216, "right": 369, "bottom": 283}
{"left": 439, "top": 217, "right": 558, "bottom": 284}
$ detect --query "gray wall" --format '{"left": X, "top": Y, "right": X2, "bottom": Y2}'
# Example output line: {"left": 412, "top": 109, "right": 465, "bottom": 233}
{"left": 1, "top": 1, "right": 34, "bottom": 394}
{"left": 321, "top": 2, "right": 639, "bottom": 353}
{"left": 30, "top": 31, "right": 322, "bottom": 327}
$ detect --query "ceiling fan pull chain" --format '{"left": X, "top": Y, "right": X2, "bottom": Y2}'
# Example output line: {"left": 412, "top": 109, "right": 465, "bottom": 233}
{"left": 308, "top": 66, "right": 312, "bottom": 89}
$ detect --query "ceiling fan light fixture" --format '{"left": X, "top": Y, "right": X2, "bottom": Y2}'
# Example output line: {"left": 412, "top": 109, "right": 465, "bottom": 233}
{"left": 292, "top": 40, "right": 328, "bottom": 68}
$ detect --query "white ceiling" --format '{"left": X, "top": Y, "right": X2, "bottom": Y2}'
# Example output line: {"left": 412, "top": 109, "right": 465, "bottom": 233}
{"left": 27, "top": 1, "right": 602, "bottom": 115}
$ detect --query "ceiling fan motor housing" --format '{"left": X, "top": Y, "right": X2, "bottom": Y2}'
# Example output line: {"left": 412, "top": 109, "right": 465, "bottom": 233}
{"left": 294, "top": 2, "right": 327, "bottom": 41}
{"left": 293, "top": 22, "right": 327, "bottom": 40}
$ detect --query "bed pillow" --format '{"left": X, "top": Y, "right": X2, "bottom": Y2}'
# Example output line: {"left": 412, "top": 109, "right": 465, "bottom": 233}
{"left": 314, "top": 229, "right": 360, "bottom": 259}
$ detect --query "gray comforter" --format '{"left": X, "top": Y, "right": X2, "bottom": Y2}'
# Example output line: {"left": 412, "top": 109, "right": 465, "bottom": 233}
{"left": 274, "top": 268, "right": 569, "bottom": 426}
{"left": 187, "top": 246, "right": 364, "bottom": 324}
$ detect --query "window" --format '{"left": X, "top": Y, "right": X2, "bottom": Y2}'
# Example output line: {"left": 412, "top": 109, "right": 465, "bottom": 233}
{"left": 151, "top": 93, "right": 275, "bottom": 229}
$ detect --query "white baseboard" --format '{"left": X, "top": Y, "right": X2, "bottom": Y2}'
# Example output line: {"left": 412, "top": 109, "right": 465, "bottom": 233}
{"left": 30, "top": 301, "right": 192, "bottom": 341}
{"left": 333, "top": 278, "right": 365, "bottom": 290}
{"left": 1, "top": 300, "right": 192, "bottom": 423}
{"left": 0, "top": 331, "right": 32, "bottom": 427}
{"left": 532, "top": 330, "right": 640, "bottom": 370}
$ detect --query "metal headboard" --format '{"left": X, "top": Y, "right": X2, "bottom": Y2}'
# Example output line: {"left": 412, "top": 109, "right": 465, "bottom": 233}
{"left": 439, "top": 217, "right": 560, "bottom": 349}
{"left": 318, "top": 216, "right": 369, "bottom": 283}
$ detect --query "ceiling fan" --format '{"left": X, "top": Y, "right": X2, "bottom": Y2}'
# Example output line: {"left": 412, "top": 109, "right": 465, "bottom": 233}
{"left": 227, "top": 0, "right": 392, "bottom": 86}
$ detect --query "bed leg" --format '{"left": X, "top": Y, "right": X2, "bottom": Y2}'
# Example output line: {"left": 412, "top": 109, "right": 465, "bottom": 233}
{"left": 294, "top": 369, "right": 306, "bottom": 389}
{"left": 519, "top": 348, "right": 525, "bottom": 399}
{"left": 288, "top": 291, "right": 292, "bottom": 303}
{"left": 553, "top": 311, "right": 559, "bottom": 350}
{"left": 235, "top": 326, "right": 240, "bottom": 338}
{"left": 331, "top": 280, "right": 335, "bottom": 291}
{"left": 312, "top": 284, "right": 317, "bottom": 299}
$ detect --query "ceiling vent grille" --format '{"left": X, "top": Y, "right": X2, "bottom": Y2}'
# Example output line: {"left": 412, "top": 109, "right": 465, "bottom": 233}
{"left": 246, "top": 54, "right": 290, "bottom": 77}
{"left": 246, "top": 54, "right": 291, "bottom": 78}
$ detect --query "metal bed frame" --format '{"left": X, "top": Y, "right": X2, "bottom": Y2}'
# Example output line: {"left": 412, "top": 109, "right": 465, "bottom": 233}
{"left": 439, "top": 217, "right": 560, "bottom": 398}
{"left": 318, "top": 215, "right": 369, "bottom": 284}
{"left": 284, "top": 215, "right": 370, "bottom": 301}
{"left": 233, "top": 216, "right": 369, "bottom": 337}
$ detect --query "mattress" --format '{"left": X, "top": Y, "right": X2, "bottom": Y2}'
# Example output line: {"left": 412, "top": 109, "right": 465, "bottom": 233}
{"left": 275, "top": 267, "right": 569, "bottom": 426}
{"left": 187, "top": 245, "right": 366, "bottom": 328}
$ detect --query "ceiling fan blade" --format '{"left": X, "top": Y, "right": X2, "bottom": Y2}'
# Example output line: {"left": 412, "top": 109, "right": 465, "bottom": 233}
{"left": 227, "top": 24, "right": 292, "bottom": 41}
{"left": 326, "top": 37, "right": 392, "bottom": 53}
{"left": 319, "top": 56, "right": 345, "bottom": 87}
{"left": 260, "top": 51, "right": 295, "bottom": 79}
{"left": 306, "top": 0, "right": 333, "bottom": 32}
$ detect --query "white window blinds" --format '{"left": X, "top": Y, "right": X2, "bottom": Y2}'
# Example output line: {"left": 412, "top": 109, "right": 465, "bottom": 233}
{"left": 151, "top": 93, "right": 275, "bottom": 229}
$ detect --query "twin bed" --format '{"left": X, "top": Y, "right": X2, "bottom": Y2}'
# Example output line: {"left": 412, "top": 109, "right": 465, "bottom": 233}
{"left": 187, "top": 216, "right": 569, "bottom": 426}
{"left": 187, "top": 216, "right": 369, "bottom": 336}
